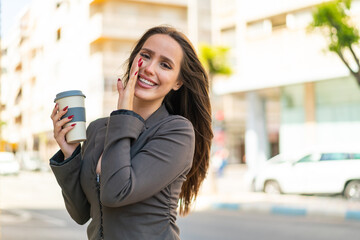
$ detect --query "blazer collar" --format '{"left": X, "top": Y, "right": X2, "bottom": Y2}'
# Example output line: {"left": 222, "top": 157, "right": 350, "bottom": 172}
{"left": 93, "top": 104, "right": 169, "bottom": 160}
{"left": 144, "top": 104, "right": 169, "bottom": 129}
{"left": 99, "top": 103, "right": 170, "bottom": 132}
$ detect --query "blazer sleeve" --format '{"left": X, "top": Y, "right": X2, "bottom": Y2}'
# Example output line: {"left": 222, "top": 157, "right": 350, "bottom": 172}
{"left": 49, "top": 122, "right": 96, "bottom": 225}
{"left": 100, "top": 112, "right": 195, "bottom": 208}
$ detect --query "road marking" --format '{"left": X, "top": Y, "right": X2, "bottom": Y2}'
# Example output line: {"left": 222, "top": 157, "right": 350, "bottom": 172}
{"left": 29, "top": 210, "right": 67, "bottom": 226}
{"left": 0, "top": 209, "right": 31, "bottom": 223}
{"left": 0, "top": 209, "right": 67, "bottom": 226}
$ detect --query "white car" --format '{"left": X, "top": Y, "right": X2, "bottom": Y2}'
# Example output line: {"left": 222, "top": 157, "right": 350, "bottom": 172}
{"left": 0, "top": 152, "right": 20, "bottom": 175}
{"left": 254, "top": 152, "right": 360, "bottom": 200}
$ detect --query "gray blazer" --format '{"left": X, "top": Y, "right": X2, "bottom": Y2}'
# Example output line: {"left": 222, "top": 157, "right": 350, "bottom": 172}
{"left": 50, "top": 104, "right": 195, "bottom": 240}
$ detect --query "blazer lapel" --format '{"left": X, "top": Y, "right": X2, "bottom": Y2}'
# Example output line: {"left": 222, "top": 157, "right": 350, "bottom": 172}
{"left": 92, "top": 122, "right": 107, "bottom": 170}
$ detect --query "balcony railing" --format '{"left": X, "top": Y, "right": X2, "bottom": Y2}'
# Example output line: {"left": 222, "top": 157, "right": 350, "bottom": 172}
{"left": 89, "top": 0, "right": 187, "bottom": 7}
{"left": 89, "top": 13, "right": 187, "bottom": 43}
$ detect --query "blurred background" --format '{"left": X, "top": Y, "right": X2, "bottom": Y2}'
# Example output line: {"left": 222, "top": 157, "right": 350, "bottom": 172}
{"left": 1, "top": 0, "right": 360, "bottom": 239}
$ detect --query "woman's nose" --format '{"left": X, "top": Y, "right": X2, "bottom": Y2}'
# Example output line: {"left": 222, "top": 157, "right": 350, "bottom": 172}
{"left": 144, "top": 60, "right": 155, "bottom": 75}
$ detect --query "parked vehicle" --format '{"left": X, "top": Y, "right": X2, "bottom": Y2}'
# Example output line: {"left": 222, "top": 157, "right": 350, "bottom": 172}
{"left": 16, "top": 151, "right": 48, "bottom": 172}
{"left": 254, "top": 152, "right": 360, "bottom": 200}
{"left": 0, "top": 152, "right": 20, "bottom": 175}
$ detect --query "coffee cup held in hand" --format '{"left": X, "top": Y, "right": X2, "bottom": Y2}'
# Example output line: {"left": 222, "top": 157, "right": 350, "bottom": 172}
{"left": 54, "top": 90, "right": 86, "bottom": 143}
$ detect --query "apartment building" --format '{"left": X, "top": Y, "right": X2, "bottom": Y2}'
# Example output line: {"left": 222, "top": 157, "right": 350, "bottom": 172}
{"left": 211, "top": 0, "right": 360, "bottom": 173}
{"left": 0, "top": 0, "right": 211, "bottom": 161}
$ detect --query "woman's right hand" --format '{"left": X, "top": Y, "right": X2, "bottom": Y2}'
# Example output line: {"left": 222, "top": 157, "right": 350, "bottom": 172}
{"left": 51, "top": 104, "right": 80, "bottom": 159}
{"left": 117, "top": 58, "right": 143, "bottom": 111}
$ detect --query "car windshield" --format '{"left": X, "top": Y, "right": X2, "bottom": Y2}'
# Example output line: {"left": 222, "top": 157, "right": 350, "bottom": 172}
{"left": 297, "top": 153, "right": 321, "bottom": 163}
{"left": 267, "top": 155, "right": 286, "bottom": 164}
{"left": 320, "top": 153, "right": 350, "bottom": 161}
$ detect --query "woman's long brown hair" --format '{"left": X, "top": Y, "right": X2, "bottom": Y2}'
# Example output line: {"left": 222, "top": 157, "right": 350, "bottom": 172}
{"left": 123, "top": 26, "right": 213, "bottom": 215}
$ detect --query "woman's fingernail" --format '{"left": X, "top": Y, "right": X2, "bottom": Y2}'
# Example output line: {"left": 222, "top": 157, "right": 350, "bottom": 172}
{"left": 134, "top": 71, "right": 138, "bottom": 76}
{"left": 138, "top": 58, "right": 142, "bottom": 63}
{"left": 71, "top": 123, "right": 76, "bottom": 127}
{"left": 68, "top": 115, "right": 74, "bottom": 119}
{"left": 63, "top": 106, "right": 68, "bottom": 111}
{"left": 118, "top": 78, "right": 121, "bottom": 81}
{"left": 139, "top": 61, "right": 143, "bottom": 67}
{"left": 138, "top": 59, "right": 143, "bottom": 67}
{"left": 55, "top": 103, "right": 58, "bottom": 108}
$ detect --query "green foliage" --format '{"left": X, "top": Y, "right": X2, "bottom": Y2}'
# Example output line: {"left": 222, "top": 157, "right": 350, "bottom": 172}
{"left": 199, "top": 44, "right": 232, "bottom": 76}
{"left": 310, "top": 0, "right": 359, "bottom": 52}
{"left": 309, "top": 0, "right": 360, "bottom": 86}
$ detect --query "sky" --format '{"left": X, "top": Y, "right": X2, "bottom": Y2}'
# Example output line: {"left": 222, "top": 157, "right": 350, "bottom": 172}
{"left": 1, "top": 0, "right": 33, "bottom": 38}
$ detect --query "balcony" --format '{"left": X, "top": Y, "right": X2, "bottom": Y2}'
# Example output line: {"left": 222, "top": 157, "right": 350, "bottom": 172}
{"left": 89, "top": 0, "right": 187, "bottom": 7}
{"left": 215, "top": 26, "right": 350, "bottom": 95}
{"left": 243, "top": 27, "right": 348, "bottom": 85}
{"left": 89, "top": 13, "right": 187, "bottom": 43}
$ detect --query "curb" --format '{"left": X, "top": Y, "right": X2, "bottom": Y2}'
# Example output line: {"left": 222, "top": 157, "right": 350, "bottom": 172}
{"left": 210, "top": 202, "right": 360, "bottom": 221}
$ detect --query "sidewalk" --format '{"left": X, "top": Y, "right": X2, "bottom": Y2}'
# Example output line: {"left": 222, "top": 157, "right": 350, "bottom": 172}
{"left": 0, "top": 170, "right": 65, "bottom": 210}
{"left": 195, "top": 164, "right": 360, "bottom": 221}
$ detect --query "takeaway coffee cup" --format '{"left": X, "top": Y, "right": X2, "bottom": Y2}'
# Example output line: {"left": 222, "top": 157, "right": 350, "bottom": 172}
{"left": 54, "top": 90, "right": 86, "bottom": 144}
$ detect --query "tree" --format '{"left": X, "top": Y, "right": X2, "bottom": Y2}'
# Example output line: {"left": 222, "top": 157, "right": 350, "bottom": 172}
{"left": 199, "top": 43, "right": 232, "bottom": 87}
{"left": 309, "top": 0, "right": 360, "bottom": 86}
{"left": 198, "top": 44, "right": 233, "bottom": 193}
{"left": 198, "top": 43, "right": 232, "bottom": 118}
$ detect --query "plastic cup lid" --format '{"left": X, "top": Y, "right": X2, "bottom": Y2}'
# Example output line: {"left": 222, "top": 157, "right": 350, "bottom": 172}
{"left": 54, "top": 90, "right": 86, "bottom": 102}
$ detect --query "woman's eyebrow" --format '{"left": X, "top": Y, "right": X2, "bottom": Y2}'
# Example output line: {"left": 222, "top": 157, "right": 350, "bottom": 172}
{"left": 141, "top": 48, "right": 175, "bottom": 66}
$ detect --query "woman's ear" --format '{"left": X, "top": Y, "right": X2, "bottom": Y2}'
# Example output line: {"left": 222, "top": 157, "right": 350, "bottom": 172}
{"left": 172, "top": 80, "right": 183, "bottom": 91}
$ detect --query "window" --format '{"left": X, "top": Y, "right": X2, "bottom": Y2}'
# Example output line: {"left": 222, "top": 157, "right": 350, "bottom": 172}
{"left": 104, "top": 77, "right": 116, "bottom": 92}
{"left": 33, "top": 135, "right": 40, "bottom": 151}
{"left": 15, "top": 115, "right": 22, "bottom": 125}
{"left": 31, "top": 77, "right": 36, "bottom": 85}
{"left": 15, "top": 89, "right": 22, "bottom": 104}
{"left": 56, "top": 28, "right": 61, "bottom": 41}
{"left": 320, "top": 153, "right": 350, "bottom": 161}
{"left": 220, "top": 26, "right": 236, "bottom": 48}
{"left": 270, "top": 14, "right": 287, "bottom": 31}
{"left": 350, "top": 153, "right": 360, "bottom": 160}
{"left": 31, "top": 49, "right": 37, "bottom": 58}
{"left": 247, "top": 20, "right": 272, "bottom": 37}
{"left": 15, "top": 62, "right": 22, "bottom": 72}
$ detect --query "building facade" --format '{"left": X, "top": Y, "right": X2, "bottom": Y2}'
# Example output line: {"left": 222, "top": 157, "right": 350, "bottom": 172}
{"left": 0, "top": 0, "right": 211, "bottom": 161}
{"left": 211, "top": 0, "right": 360, "bottom": 176}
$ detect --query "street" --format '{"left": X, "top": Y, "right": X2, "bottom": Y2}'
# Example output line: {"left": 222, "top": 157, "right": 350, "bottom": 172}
{"left": 0, "top": 208, "right": 87, "bottom": 240}
{"left": 178, "top": 209, "right": 360, "bottom": 240}
{"left": 1, "top": 170, "right": 360, "bottom": 239}
{"left": 1, "top": 208, "right": 360, "bottom": 239}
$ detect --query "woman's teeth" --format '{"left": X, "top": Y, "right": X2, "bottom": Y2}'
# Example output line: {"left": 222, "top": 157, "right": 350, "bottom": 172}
{"left": 139, "top": 77, "right": 155, "bottom": 86}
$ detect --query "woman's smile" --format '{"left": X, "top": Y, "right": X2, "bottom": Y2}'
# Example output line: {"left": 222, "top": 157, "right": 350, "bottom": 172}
{"left": 137, "top": 74, "right": 157, "bottom": 88}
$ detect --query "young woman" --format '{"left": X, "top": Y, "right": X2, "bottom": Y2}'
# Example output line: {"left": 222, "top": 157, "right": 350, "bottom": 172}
{"left": 50, "top": 26, "right": 213, "bottom": 240}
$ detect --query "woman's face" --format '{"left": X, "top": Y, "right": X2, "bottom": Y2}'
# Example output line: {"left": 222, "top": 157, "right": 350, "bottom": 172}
{"left": 130, "top": 34, "right": 183, "bottom": 105}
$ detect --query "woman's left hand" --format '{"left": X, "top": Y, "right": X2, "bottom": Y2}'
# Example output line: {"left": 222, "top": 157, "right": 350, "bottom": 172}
{"left": 117, "top": 58, "right": 143, "bottom": 110}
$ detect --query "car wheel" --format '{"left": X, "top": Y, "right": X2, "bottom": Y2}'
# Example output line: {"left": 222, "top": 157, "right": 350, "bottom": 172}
{"left": 344, "top": 180, "right": 360, "bottom": 200}
{"left": 264, "top": 180, "right": 281, "bottom": 194}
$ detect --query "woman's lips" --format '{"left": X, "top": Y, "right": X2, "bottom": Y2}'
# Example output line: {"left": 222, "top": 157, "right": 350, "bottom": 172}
{"left": 137, "top": 74, "right": 157, "bottom": 89}
{"left": 137, "top": 76, "right": 157, "bottom": 89}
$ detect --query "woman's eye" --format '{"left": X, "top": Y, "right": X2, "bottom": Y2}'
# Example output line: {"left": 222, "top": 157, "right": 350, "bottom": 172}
{"left": 140, "top": 53, "right": 150, "bottom": 59}
{"left": 161, "top": 62, "right": 172, "bottom": 69}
